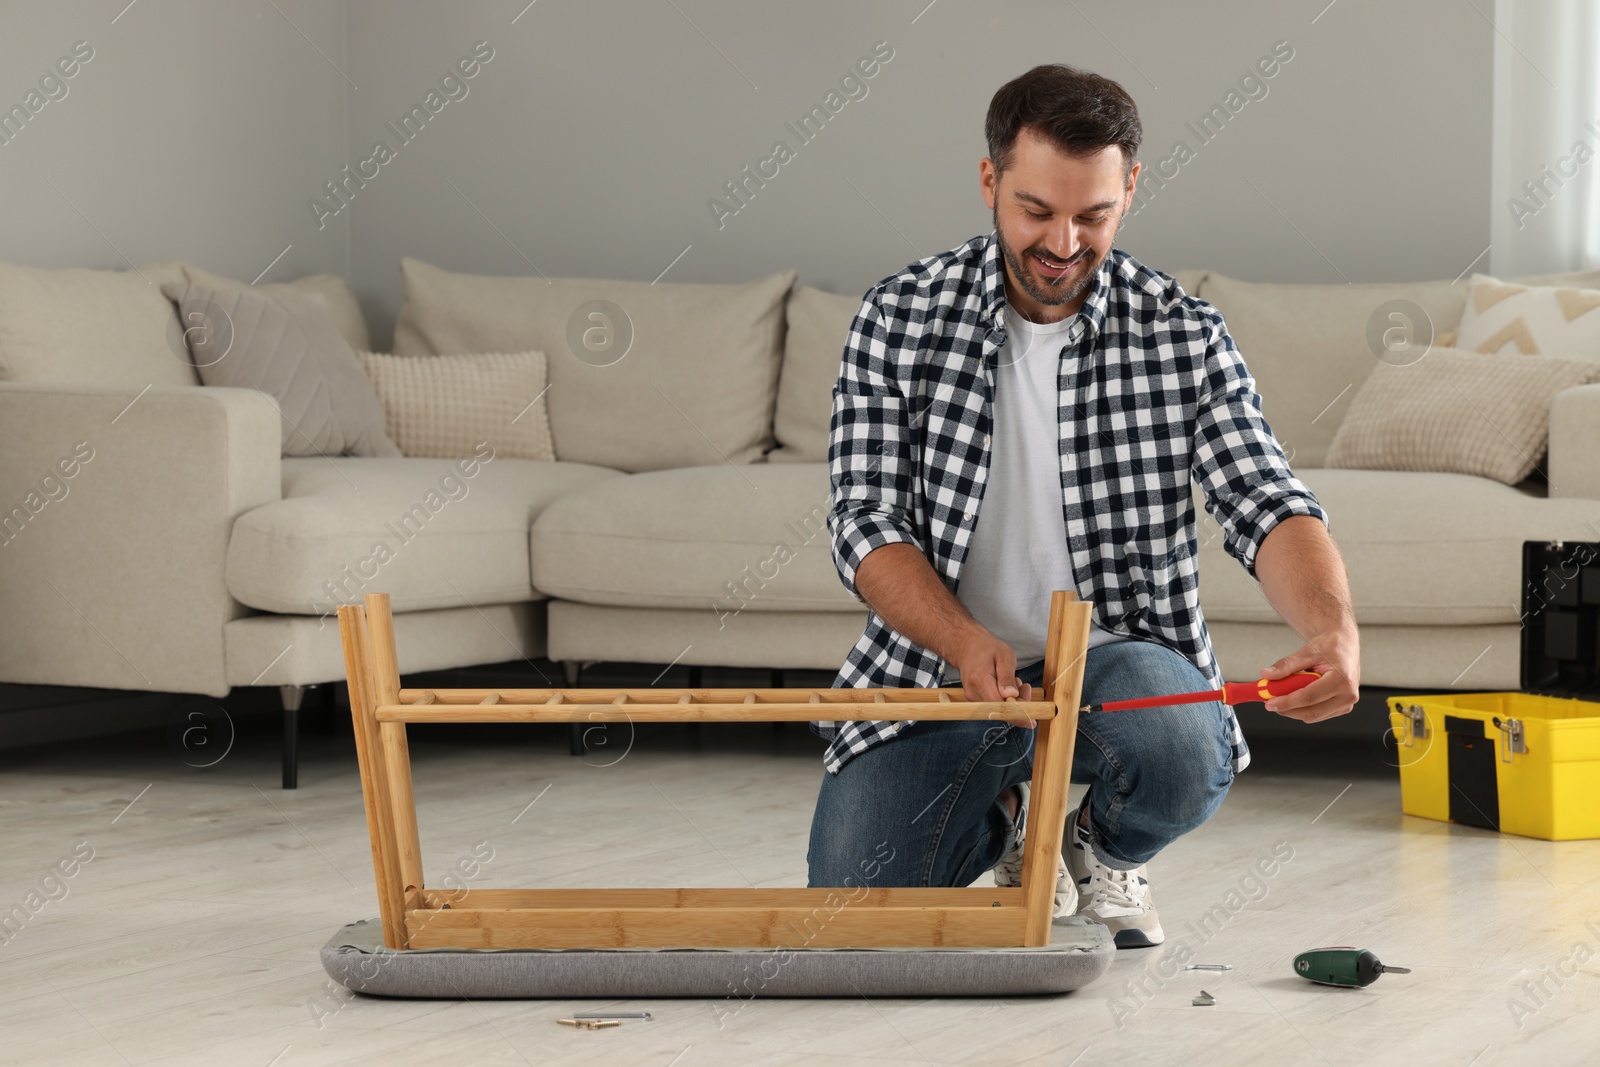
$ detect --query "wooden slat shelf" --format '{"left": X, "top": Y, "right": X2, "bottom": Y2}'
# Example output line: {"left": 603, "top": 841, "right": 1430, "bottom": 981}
{"left": 338, "top": 589, "right": 1092, "bottom": 951}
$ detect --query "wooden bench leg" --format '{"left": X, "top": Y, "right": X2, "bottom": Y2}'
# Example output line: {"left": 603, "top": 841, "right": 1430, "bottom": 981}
{"left": 1021, "top": 590, "right": 1091, "bottom": 947}
{"left": 340, "top": 602, "right": 410, "bottom": 948}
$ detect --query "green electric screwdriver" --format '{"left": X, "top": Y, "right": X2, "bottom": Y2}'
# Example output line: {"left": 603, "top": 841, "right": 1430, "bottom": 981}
{"left": 1293, "top": 947, "right": 1411, "bottom": 987}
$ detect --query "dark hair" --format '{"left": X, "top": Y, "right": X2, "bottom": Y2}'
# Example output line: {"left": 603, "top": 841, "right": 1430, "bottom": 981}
{"left": 985, "top": 64, "right": 1142, "bottom": 176}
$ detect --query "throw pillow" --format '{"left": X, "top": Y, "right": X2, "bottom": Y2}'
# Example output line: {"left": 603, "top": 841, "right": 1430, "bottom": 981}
{"left": 355, "top": 350, "right": 555, "bottom": 461}
{"left": 177, "top": 263, "right": 372, "bottom": 351}
{"left": 160, "top": 279, "right": 400, "bottom": 458}
{"left": 1455, "top": 273, "right": 1600, "bottom": 361}
{"left": 770, "top": 286, "right": 860, "bottom": 463}
{"left": 390, "top": 257, "right": 794, "bottom": 473}
{"left": 1324, "top": 347, "right": 1600, "bottom": 484}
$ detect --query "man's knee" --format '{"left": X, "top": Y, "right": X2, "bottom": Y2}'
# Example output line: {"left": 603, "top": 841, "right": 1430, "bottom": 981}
{"left": 1129, "top": 707, "right": 1232, "bottom": 832}
{"left": 1163, "top": 760, "right": 1230, "bottom": 833}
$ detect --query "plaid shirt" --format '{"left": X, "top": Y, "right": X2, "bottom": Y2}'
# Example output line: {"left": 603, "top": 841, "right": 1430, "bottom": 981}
{"left": 812, "top": 230, "right": 1327, "bottom": 776}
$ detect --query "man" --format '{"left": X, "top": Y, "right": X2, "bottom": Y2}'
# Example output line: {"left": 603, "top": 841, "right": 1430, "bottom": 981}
{"left": 805, "top": 64, "right": 1360, "bottom": 948}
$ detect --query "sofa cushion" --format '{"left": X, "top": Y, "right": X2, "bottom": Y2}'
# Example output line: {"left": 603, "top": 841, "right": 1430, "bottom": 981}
{"left": 227, "top": 456, "right": 625, "bottom": 615}
{"left": 391, "top": 257, "right": 795, "bottom": 474}
{"left": 770, "top": 286, "right": 859, "bottom": 464}
{"left": 162, "top": 280, "right": 401, "bottom": 458}
{"left": 179, "top": 263, "right": 371, "bottom": 352}
{"left": 1194, "top": 467, "right": 1600, "bottom": 627}
{"left": 1200, "top": 266, "right": 1600, "bottom": 469}
{"left": 0, "top": 260, "right": 197, "bottom": 387}
{"left": 530, "top": 463, "right": 856, "bottom": 613}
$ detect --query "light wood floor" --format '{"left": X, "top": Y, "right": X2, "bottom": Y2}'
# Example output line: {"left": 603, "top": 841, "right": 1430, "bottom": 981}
{"left": 1, "top": 714, "right": 1595, "bottom": 1067}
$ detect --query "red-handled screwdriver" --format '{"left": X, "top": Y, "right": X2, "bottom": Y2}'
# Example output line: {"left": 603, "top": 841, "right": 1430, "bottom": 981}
{"left": 1080, "top": 671, "right": 1322, "bottom": 714}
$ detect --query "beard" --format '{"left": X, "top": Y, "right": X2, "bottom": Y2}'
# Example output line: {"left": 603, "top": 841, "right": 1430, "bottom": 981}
{"left": 993, "top": 204, "right": 1123, "bottom": 309}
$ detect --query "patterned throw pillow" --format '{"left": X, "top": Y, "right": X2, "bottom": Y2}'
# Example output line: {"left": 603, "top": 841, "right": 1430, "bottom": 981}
{"left": 355, "top": 350, "right": 555, "bottom": 461}
{"left": 1454, "top": 274, "right": 1600, "bottom": 361}
{"left": 161, "top": 279, "right": 400, "bottom": 457}
{"left": 1325, "top": 347, "right": 1600, "bottom": 485}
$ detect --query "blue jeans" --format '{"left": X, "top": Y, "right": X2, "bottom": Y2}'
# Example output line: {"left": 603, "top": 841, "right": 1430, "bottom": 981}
{"left": 806, "top": 638, "right": 1235, "bottom": 889}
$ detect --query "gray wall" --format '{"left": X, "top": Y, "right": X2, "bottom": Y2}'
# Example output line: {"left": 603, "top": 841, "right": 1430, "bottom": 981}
{"left": 1, "top": 1, "right": 1493, "bottom": 348}
{"left": 0, "top": 1, "right": 349, "bottom": 284}
{"left": 345, "top": 0, "right": 1493, "bottom": 348}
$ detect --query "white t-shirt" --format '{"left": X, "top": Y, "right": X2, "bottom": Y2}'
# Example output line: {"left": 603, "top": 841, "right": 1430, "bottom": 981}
{"left": 945, "top": 304, "right": 1132, "bottom": 681}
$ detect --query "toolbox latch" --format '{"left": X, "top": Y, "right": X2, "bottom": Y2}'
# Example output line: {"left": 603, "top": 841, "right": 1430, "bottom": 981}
{"left": 1491, "top": 716, "right": 1527, "bottom": 762}
{"left": 1402, "top": 704, "right": 1427, "bottom": 747}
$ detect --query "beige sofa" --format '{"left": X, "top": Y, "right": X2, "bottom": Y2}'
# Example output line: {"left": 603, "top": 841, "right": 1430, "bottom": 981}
{"left": 527, "top": 263, "right": 1600, "bottom": 701}
{"left": 3, "top": 256, "right": 1599, "bottom": 786}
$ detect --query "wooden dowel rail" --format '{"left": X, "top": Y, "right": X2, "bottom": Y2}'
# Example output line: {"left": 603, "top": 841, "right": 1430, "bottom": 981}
{"left": 398, "top": 686, "right": 1012, "bottom": 705}
{"left": 374, "top": 700, "right": 1056, "bottom": 724}
{"left": 419, "top": 886, "right": 1026, "bottom": 909}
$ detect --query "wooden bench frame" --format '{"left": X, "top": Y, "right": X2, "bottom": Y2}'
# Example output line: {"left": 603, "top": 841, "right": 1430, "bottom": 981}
{"left": 337, "top": 589, "right": 1092, "bottom": 951}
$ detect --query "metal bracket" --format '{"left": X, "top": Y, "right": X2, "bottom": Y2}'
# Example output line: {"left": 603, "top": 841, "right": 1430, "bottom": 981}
{"left": 1402, "top": 704, "right": 1427, "bottom": 747}
{"left": 1492, "top": 716, "right": 1527, "bottom": 762}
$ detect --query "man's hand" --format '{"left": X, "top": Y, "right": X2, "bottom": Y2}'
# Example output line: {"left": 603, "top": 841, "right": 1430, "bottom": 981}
{"left": 1251, "top": 514, "right": 1361, "bottom": 724}
{"left": 1258, "top": 625, "right": 1360, "bottom": 724}
{"left": 850, "top": 543, "right": 1038, "bottom": 728}
{"left": 951, "top": 628, "right": 1037, "bottom": 729}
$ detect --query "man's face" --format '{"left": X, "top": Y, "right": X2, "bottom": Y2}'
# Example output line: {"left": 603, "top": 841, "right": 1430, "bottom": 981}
{"left": 980, "top": 128, "right": 1139, "bottom": 318}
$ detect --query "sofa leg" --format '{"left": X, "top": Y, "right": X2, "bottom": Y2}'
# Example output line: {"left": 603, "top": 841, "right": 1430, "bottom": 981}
{"left": 280, "top": 684, "right": 306, "bottom": 790}
{"left": 563, "top": 662, "right": 584, "bottom": 756}
{"left": 771, "top": 670, "right": 785, "bottom": 735}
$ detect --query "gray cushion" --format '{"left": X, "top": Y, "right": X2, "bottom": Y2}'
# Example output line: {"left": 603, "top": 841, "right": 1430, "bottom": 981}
{"left": 320, "top": 916, "right": 1114, "bottom": 998}
{"left": 177, "top": 262, "right": 372, "bottom": 352}
{"left": 161, "top": 279, "right": 400, "bottom": 457}
{"left": 530, "top": 462, "right": 857, "bottom": 611}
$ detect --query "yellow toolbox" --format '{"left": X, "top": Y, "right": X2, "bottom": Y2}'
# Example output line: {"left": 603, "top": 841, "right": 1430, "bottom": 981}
{"left": 1388, "top": 540, "right": 1600, "bottom": 841}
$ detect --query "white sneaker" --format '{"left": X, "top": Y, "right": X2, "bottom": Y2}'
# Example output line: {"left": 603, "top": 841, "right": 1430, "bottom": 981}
{"left": 991, "top": 782, "right": 1075, "bottom": 919}
{"left": 1064, "top": 805, "right": 1164, "bottom": 947}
